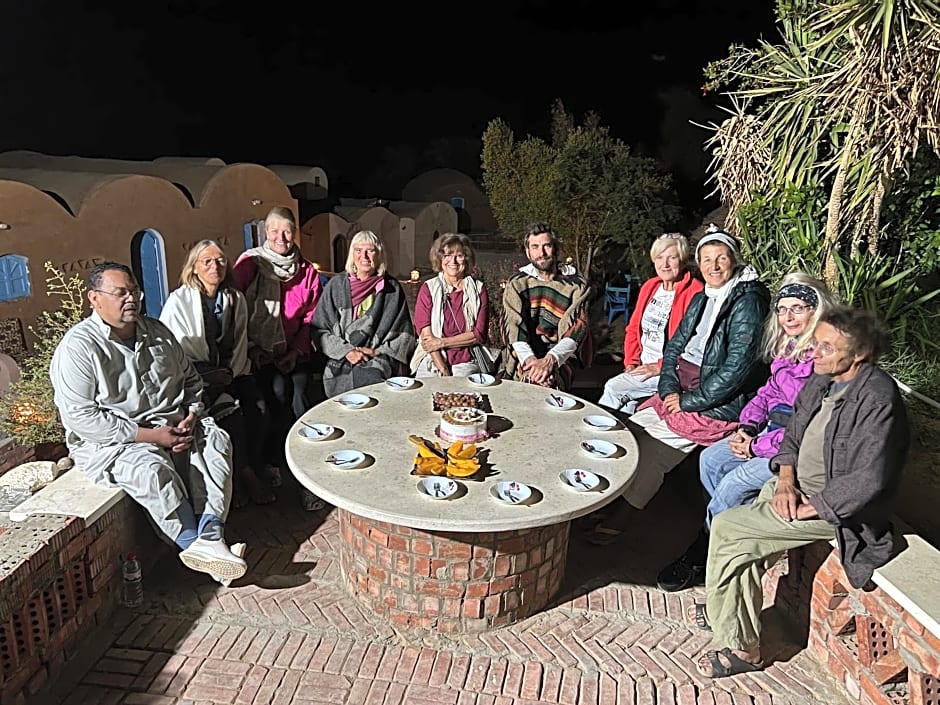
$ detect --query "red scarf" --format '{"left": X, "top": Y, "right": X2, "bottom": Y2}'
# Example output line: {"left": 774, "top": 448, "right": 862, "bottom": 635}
{"left": 349, "top": 274, "right": 384, "bottom": 316}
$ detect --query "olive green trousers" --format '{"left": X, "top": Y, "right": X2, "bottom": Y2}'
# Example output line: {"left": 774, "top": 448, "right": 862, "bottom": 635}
{"left": 706, "top": 479, "right": 835, "bottom": 651}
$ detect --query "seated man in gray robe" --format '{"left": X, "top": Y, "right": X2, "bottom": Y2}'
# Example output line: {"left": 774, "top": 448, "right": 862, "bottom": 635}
{"left": 50, "top": 262, "right": 247, "bottom": 584}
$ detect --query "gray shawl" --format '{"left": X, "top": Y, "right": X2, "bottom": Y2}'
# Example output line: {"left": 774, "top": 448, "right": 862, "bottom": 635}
{"left": 312, "top": 274, "right": 417, "bottom": 396}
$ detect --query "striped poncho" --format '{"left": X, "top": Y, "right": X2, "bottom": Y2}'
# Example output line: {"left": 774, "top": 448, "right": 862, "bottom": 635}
{"left": 501, "top": 269, "right": 592, "bottom": 391}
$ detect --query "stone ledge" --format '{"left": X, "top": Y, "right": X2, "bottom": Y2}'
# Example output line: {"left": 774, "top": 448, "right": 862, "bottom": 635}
{"left": 870, "top": 532, "right": 940, "bottom": 642}
{"left": 9, "top": 468, "right": 124, "bottom": 525}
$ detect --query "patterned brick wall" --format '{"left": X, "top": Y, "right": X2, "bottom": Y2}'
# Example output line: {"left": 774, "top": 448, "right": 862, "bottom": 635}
{"left": 338, "top": 510, "right": 569, "bottom": 633}
{"left": 0, "top": 499, "right": 164, "bottom": 705}
{"left": 764, "top": 543, "right": 940, "bottom": 705}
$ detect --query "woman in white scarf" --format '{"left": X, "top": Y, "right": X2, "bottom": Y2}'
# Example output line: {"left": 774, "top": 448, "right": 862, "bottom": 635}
{"left": 410, "top": 234, "right": 490, "bottom": 378}
{"left": 160, "top": 240, "right": 275, "bottom": 507}
{"left": 232, "top": 207, "right": 325, "bottom": 511}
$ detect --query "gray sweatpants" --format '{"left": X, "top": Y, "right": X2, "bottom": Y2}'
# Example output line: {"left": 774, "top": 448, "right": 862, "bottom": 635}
{"left": 74, "top": 418, "right": 233, "bottom": 542}
{"left": 706, "top": 479, "right": 834, "bottom": 651}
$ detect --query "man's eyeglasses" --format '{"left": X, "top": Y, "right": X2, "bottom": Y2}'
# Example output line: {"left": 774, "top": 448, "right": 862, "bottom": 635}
{"left": 93, "top": 288, "right": 143, "bottom": 301}
{"left": 811, "top": 340, "right": 845, "bottom": 356}
{"left": 774, "top": 304, "right": 814, "bottom": 316}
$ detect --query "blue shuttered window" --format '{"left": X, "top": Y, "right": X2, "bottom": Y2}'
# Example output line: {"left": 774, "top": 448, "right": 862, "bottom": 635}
{"left": 0, "top": 255, "right": 31, "bottom": 302}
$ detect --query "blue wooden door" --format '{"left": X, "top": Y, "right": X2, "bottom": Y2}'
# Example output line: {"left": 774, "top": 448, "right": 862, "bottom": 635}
{"left": 131, "top": 229, "right": 168, "bottom": 318}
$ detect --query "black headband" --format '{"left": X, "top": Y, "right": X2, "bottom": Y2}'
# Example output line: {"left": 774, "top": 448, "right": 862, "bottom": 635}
{"left": 775, "top": 283, "right": 818, "bottom": 308}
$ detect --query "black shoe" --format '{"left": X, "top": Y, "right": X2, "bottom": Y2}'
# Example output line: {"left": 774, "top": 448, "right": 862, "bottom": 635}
{"left": 656, "top": 552, "right": 705, "bottom": 592}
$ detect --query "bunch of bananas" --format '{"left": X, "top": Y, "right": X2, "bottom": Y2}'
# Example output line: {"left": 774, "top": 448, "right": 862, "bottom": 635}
{"left": 409, "top": 435, "right": 481, "bottom": 478}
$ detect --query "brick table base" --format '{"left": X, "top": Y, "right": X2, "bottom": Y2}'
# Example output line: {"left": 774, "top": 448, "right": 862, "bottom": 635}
{"left": 338, "top": 509, "right": 569, "bottom": 632}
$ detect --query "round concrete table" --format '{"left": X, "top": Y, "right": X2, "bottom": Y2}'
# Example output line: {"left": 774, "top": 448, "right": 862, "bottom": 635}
{"left": 286, "top": 376, "right": 639, "bottom": 632}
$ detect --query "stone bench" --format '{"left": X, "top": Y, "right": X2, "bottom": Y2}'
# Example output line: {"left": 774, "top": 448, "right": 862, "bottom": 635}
{"left": 10, "top": 467, "right": 125, "bottom": 525}
{"left": 763, "top": 527, "right": 940, "bottom": 705}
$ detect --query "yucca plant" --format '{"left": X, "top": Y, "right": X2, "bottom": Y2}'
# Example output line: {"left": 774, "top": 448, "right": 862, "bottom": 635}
{"left": 833, "top": 251, "right": 940, "bottom": 355}
{"left": 703, "top": 0, "right": 940, "bottom": 288}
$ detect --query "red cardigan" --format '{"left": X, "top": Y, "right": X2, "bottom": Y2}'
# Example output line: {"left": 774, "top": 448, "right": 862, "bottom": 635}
{"left": 622, "top": 270, "right": 704, "bottom": 367}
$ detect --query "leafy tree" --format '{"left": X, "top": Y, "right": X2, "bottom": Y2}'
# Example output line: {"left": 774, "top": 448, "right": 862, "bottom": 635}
{"left": 482, "top": 100, "right": 679, "bottom": 279}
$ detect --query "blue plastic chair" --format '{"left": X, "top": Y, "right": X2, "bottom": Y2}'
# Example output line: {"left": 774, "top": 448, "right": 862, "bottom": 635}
{"left": 604, "top": 281, "right": 632, "bottom": 324}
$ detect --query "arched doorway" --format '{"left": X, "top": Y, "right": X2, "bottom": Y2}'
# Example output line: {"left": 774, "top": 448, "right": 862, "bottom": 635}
{"left": 243, "top": 218, "right": 265, "bottom": 251}
{"left": 332, "top": 234, "right": 347, "bottom": 272}
{"left": 130, "top": 229, "right": 169, "bottom": 318}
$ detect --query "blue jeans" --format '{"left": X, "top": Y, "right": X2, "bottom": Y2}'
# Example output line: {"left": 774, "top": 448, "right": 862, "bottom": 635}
{"left": 699, "top": 438, "right": 774, "bottom": 529}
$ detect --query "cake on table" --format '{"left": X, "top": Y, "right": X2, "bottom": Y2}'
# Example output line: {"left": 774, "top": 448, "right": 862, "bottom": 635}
{"left": 439, "top": 406, "right": 488, "bottom": 443}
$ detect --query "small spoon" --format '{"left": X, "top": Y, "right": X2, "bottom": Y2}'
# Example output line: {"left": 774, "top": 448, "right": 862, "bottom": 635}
{"left": 573, "top": 471, "right": 591, "bottom": 490}
{"left": 301, "top": 421, "right": 327, "bottom": 436}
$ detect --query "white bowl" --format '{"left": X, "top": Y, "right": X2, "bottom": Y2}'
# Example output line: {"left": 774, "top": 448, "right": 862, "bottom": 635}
{"left": 417, "top": 477, "right": 458, "bottom": 499}
{"left": 490, "top": 481, "right": 532, "bottom": 504}
{"left": 582, "top": 415, "right": 617, "bottom": 430}
{"left": 468, "top": 373, "right": 496, "bottom": 387}
{"left": 559, "top": 468, "right": 601, "bottom": 492}
{"left": 386, "top": 376, "right": 416, "bottom": 390}
{"left": 335, "top": 393, "right": 371, "bottom": 409}
{"left": 324, "top": 450, "right": 366, "bottom": 468}
{"left": 580, "top": 439, "right": 617, "bottom": 458}
{"left": 298, "top": 423, "right": 335, "bottom": 441}
{"left": 545, "top": 394, "right": 576, "bottom": 410}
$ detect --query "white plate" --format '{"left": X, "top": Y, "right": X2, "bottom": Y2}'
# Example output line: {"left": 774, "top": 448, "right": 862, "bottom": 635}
{"left": 559, "top": 468, "right": 601, "bottom": 492}
{"left": 582, "top": 415, "right": 617, "bottom": 430}
{"left": 386, "top": 376, "right": 416, "bottom": 390}
{"left": 545, "top": 394, "right": 576, "bottom": 410}
{"left": 490, "top": 481, "right": 532, "bottom": 504}
{"left": 417, "top": 477, "right": 459, "bottom": 499}
{"left": 468, "top": 373, "right": 496, "bottom": 387}
{"left": 324, "top": 450, "right": 366, "bottom": 468}
{"left": 298, "top": 423, "right": 335, "bottom": 441}
{"left": 580, "top": 439, "right": 617, "bottom": 458}
{"left": 335, "top": 393, "right": 371, "bottom": 408}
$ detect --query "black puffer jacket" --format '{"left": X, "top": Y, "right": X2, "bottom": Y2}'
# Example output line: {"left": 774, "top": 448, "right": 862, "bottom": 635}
{"left": 657, "top": 275, "right": 770, "bottom": 421}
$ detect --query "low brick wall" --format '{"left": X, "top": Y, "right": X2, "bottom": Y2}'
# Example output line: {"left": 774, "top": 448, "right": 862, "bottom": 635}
{"left": 764, "top": 542, "right": 940, "bottom": 705}
{"left": 0, "top": 498, "right": 163, "bottom": 705}
{"left": 338, "top": 509, "right": 569, "bottom": 633}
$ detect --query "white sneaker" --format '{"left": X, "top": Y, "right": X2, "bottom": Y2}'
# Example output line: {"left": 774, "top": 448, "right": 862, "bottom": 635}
{"left": 180, "top": 537, "right": 247, "bottom": 581}
{"left": 212, "top": 543, "right": 247, "bottom": 587}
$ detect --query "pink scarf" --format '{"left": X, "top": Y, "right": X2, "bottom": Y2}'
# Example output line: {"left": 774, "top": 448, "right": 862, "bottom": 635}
{"left": 349, "top": 274, "right": 384, "bottom": 317}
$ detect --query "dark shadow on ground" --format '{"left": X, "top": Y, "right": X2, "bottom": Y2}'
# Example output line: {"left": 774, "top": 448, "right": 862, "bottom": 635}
{"left": 559, "top": 455, "right": 708, "bottom": 595}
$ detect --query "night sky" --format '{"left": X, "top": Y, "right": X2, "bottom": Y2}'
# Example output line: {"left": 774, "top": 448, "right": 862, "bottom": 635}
{"left": 2, "top": 0, "right": 775, "bottom": 205}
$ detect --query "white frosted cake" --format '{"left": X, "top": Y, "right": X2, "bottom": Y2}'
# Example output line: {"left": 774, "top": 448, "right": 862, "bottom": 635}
{"left": 439, "top": 406, "right": 488, "bottom": 443}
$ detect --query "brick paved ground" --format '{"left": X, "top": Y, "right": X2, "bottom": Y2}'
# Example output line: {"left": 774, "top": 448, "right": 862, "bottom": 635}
{"left": 32, "top": 459, "right": 853, "bottom": 705}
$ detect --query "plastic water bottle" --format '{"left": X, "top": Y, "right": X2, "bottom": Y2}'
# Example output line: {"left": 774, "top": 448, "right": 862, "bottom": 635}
{"left": 121, "top": 553, "right": 143, "bottom": 608}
